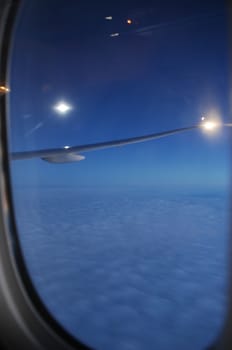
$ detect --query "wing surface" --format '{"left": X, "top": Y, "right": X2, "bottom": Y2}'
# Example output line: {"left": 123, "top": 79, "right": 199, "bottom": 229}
{"left": 11, "top": 126, "right": 198, "bottom": 163}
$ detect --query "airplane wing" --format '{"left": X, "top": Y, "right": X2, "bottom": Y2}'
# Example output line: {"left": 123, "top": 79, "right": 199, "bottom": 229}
{"left": 11, "top": 126, "right": 198, "bottom": 163}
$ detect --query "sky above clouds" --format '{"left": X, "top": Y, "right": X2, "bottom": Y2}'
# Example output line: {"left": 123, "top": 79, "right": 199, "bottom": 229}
{"left": 8, "top": 0, "right": 230, "bottom": 190}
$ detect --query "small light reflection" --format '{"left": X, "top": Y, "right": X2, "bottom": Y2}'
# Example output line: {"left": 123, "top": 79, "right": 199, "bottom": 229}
{"left": 105, "top": 16, "right": 113, "bottom": 20}
{"left": 0, "top": 85, "right": 10, "bottom": 93}
{"left": 110, "top": 33, "right": 120, "bottom": 37}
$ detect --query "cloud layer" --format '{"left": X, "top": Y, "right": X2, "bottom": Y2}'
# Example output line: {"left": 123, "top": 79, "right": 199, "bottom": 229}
{"left": 13, "top": 187, "right": 229, "bottom": 350}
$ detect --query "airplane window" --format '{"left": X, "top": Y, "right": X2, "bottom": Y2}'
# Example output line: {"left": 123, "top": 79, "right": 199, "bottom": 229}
{"left": 8, "top": 0, "right": 229, "bottom": 349}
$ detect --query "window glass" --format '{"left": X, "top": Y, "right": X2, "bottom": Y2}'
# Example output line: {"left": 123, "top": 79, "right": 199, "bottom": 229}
{"left": 8, "top": 1, "right": 230, "bottom": 349}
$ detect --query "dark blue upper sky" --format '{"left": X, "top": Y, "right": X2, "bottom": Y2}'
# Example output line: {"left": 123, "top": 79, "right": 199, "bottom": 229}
{"left": 8, "top": 0, "right": 231, "bottom": 190}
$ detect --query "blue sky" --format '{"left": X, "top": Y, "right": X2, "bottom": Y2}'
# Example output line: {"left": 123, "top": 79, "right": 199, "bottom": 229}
{"left": 8, "top": 0, "right": 230, "bottom": 190}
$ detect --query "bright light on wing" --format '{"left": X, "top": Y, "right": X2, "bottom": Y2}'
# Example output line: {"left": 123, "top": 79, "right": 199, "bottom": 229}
{"left": 202, "top": 121, "right": 217, "bottom": 130}
{"left": 200, "top": 119, "right": 221, "bottom": 133}
{"left": 200, "top": 108, "right": 222, "bottom": 134}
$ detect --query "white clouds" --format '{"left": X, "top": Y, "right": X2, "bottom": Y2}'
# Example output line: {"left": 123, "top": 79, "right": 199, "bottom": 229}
{"left": 13, "top": 189, "right": 228, "bottom": 350}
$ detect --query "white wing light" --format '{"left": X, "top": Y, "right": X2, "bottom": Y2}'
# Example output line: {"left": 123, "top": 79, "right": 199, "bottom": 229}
{"left": 200, "top": 115, "right": 222, "bottom": 134}
{"left": 201, "top": 120, "right": 219, "bottom": 130}
{"left": 200, "top": 108, "right": 222, "bottom": 134}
